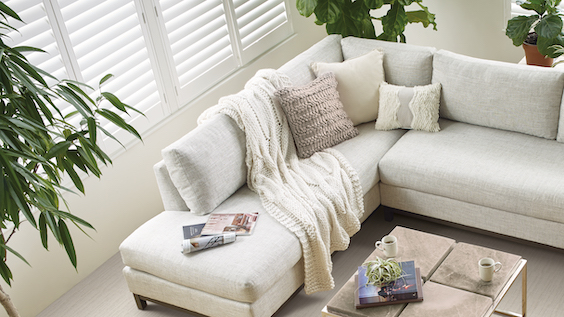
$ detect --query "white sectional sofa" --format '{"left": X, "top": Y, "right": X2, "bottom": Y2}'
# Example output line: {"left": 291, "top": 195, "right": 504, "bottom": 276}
{"left": 119, "top": 35, "right": 564, "bottom": 317}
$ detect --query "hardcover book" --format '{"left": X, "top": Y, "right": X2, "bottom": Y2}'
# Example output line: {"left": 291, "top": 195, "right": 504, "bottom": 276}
{"left": 200, "top": 212, "right": 259, "bottom": 236}
{"left": 356, "top": 261, "right": 423, "bottom": 308}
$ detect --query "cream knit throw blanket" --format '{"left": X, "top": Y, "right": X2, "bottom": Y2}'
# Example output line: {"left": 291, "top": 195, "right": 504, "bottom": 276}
{"left": 199, "top": 69, "right": 364, "bottom": 294}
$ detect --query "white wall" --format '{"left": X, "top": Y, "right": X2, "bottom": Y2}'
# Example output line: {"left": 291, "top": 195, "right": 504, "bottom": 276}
{"left": 373, "top": 0, "right": 524, "bottom": 63}
{"left": 1, "top": 1, "right": 523, "bottom": 316}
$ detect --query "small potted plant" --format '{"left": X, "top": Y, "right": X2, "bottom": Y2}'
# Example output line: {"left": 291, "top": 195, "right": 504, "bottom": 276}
{"left": 506, "top": 0, "right": 564, "bottom": 66}
{"left": 362, "top": 257, "right": 404, "bottom": 287}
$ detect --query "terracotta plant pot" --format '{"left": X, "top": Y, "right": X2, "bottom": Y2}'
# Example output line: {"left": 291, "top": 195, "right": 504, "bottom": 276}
{"left": 523, "top": 43, "right": 553, "bottom": 67}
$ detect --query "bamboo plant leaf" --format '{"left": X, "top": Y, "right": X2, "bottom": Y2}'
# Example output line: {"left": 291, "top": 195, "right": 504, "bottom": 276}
{"left": 58, "top": 219, "right": 77, "bottom": 269}
{"left": 101, "top": 92, "right": 127, "bottom": 112}
{"left": 39, "top": 212, "right": 49, "bottom": 249}
{"left": 67, "top": 82, "right": 96, "bottom": 106}
{"left": 0, "top": 260, "right": 13, "bottom": 286}
{"left": 0, "top": 243, "right": 30, "bottom": 267}
{"left": 0, "top": 2, "right": 21, "bottom": 21}
{"left": 99, "top": 73, "right": 114, "bottom": 86}
{"left": 87, "top": 117, "right": 97, "bottom": 144}
{"left": 50, "top": 210, "right": 95, "bottom": 230}
{"left": 61, "top": 159, "right": 84, "bottom": 193}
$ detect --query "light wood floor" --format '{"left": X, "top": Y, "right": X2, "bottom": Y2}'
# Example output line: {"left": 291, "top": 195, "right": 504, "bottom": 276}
{"left": 38, "top": 206, "right": 564, "bottom": 317}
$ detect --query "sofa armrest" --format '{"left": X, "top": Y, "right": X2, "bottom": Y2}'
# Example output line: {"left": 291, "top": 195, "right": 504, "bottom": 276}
{"left": 153, "top": 160, "right": 189, "bottom": 211}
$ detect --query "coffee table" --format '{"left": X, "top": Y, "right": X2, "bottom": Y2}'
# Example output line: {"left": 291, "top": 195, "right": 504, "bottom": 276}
{"left": 322, "top": 226, "right": 527, "bottom": 317}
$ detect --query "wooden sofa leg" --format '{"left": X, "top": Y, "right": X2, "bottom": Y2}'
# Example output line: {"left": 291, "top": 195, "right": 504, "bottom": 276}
{"left": 133, "top": 294, "right": 147, "bottom": 310}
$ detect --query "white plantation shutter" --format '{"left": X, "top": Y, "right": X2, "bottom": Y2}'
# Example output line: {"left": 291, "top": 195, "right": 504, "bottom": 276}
{"left": 58, "top": 0, "right": 163, "bottom": 154}
{"left": 234, "top": 0, "right": 292, "bottom": 64}
{"left": 3, "top": 0, "right": 68, "bottom": 85}
{"left": 159, "top": 0, "right": 237, "bottom": 103}
{"left": 3, "top": 0, "right": 293, "bottom": 157}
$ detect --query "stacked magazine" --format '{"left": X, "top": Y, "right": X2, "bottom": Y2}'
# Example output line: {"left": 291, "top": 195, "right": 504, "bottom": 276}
{"left": 355, "top": 260, "right": 423, "bottom": 308}
{"left": 181, "top": 213, "right": 259, "bottom": 253}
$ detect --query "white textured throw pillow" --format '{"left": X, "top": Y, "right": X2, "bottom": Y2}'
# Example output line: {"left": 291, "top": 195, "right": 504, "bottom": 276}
{"left": 311, "top": 49, "right": 385, "bottom": 126}
{"left": 376, "top": 82, "right": 441, "bottom": 132}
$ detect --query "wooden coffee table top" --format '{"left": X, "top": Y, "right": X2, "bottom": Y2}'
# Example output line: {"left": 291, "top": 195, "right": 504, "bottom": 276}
{"left": 323, "top": 226, "right": 526, "bottom": 317}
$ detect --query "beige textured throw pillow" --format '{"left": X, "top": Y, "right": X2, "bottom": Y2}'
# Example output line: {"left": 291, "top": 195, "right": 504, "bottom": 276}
{"left": 376, "top": 82, "right": 441, "bottom": 132}
{"left": 275, "top": 72, "right": 358, "bottom": 159}
{"left": 311, "top": 49, "right": 385, "bottom": 126}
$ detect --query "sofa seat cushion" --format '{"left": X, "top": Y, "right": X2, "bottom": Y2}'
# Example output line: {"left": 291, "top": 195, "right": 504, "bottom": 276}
{"left": 332, "top": 122, "right": 407, "bottom": 194}
{"left": 119, "top": 186, "right": 303, "bottom": 303}
{"left": 379, "top": 119, "right": 564, "bottom": 224}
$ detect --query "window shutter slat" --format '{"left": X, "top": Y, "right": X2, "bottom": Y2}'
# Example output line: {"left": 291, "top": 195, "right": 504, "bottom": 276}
{"left": 161, "top": 0, "right": 236, "bottom": 92}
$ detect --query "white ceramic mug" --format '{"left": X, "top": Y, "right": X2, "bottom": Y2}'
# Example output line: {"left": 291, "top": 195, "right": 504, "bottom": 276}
{"left": 478, "top": 257, "right": 502, "bottom": 282}
{"left": 375, "top": 235, "right": 398, "bottom": 258}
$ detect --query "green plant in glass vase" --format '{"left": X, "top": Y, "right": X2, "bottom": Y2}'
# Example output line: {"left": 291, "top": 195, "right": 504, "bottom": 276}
{"left": 506, "top": 0, "right": 564, "bottom": 61}
{"left": 296, "top": 0, "right": 437, "bottom": 42}
{"left": 0, "top": 3, "right": 144, "bottom": 316}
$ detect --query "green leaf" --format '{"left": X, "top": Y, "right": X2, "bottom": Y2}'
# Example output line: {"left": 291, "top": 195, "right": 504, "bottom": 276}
{"left": 379, "top": 2, "right": 409, "bottom": 42}
{"left": 45, "top": 141, "right": 72, "bottom": 160}
{"left": 297, "top": 0, "right": 318, "bottom": 17}
{"left": 0, "top": 2, "right": 21, "bottom": 21}
{"left": 58, "top": 219, "right": 77, "bottom": 269}
{"left": 535, "top": 14, "right": 563, "bottom": 39}
{"left": 50, "top": 210, "right": 95, "bottom": 231}
{"left": 12, "top": 46, "right": 45, "bottom": 54}
{"left": 520, "top": 1, "right": 546, "bottom": 15}
{"left": 96, "top": 109, "right": 142, "bottom": 141}
{"left": 39, "top": 213, "right": 49, "bottom": 249}
{"left": 87, "top": 117, "right": 97, "bottom": 144}
{"left": 0, "top": 243, "right": 30, "bottom": 267}
{"left": 365, "top": 0, "right": 385, "bottom": 10}
{"left": 67, "top": 82, "right": 96, "bottom": 106}
{"left": 57, "top": 85, "right": 93, "bottom": 118}
{"left": 506, "top": 15, "right": 539, "bottom": 46}
{"left": 0, "top": 260, "right": 12, "bottom": 286}
{"left": 44, "top": 212, "right": 61, "bottom": 242}
{"left": 62, "top": 159, "right": 84, "bottom": 193}
{"left": 101, "top": 92, "right": 126, "bottom": 112}
{"left": 9, "top": 54, "right": 49, "bottom": 87}
{"left": 314, "top": 0, "right": 343, "bottom": 24}
{"left": 538, "top": 33, "right": 564, "bottom": 57}
{"left": 99, "top": 74, "right": 114, "bottom": 86}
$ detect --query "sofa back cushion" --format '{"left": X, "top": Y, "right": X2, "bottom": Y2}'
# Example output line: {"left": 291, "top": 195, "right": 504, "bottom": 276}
{"left": 278, "top": 34, "right": 343, "bottom": 86}
{"left": 341, "top": 37, "right": 435, "bottom": 87}
{"left": 559, "top": 104, "right": 564, "bottom": 143}
{"left": 433, "top": 50, "right": 564, "bottom": 139}
{"left": 161, "top": 114, "right": 247, "bottom": 215}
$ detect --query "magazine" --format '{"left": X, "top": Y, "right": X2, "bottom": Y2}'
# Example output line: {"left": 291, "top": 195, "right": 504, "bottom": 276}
{"left": 182, "top": 223, "right": 206, "bottom": 239}
{"left": 200, "top": 212, "right": 259, "bottom": 236}
{"left": 356, "top": 261, "right": 423, "bottom": 308}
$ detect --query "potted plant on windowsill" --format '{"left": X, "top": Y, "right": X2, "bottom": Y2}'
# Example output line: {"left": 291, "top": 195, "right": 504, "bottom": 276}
{"left": 506, "top": 0, "right": 564, "bottom": 67}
